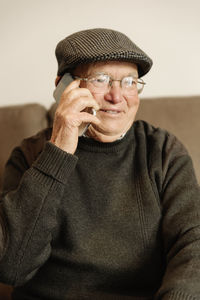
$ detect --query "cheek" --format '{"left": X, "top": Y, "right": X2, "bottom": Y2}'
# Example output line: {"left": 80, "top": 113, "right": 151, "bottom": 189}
{"left": 90, "top": 92, "right": 104, "bottom": 105}
{"left": 126, "top": 95, "right": 140, "bottom": 111}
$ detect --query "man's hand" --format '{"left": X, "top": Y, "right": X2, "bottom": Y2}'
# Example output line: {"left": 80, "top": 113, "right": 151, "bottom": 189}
{"left": 50, "top": 79, "right": 100, "bottom": 154}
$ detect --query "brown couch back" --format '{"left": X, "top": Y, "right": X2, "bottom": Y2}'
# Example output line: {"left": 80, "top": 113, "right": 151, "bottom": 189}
{"left": 0, "top": 103, "right": 48, "bottom": 190}
{"left": 136, "top": 96, "right": 200, "bottom": 183}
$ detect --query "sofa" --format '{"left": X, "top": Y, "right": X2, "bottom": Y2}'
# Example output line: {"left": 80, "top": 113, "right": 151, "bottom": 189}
{"left": 0, "top": 95, "right": 199, "bottom": 299}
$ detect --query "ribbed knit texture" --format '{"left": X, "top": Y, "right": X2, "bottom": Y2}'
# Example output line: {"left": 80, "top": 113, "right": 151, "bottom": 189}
{"left": 161, "top": 290, "right": 198, "bottom": 300}
{"left": 0, "top": 121, "right": 200, "bottom": 300}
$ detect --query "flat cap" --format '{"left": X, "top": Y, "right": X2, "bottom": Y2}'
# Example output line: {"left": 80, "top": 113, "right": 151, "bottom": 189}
{"left": 55, "top": 28, "right": 153, "bottom": 78}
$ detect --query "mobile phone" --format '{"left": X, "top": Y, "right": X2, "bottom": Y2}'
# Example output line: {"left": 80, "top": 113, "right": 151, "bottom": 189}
{"left": 53, "top": 72, "right": 96, "bottom": 136}
{"left": 53, "top": 73, "right": 74, "bottom": 103}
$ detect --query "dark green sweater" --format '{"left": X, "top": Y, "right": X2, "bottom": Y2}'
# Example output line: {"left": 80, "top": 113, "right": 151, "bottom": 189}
{"left": 0, "top": 121, "right": 200, "bottom": 300}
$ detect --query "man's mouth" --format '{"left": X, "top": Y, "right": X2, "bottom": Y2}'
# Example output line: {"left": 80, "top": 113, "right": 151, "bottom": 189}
{"left": 100, "top": 109, "right": 121, "bottom": 115}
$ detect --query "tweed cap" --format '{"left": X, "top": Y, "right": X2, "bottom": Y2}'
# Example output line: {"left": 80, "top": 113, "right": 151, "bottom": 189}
{"left": 55, "top": 28, "right": 153, "bottom": 78}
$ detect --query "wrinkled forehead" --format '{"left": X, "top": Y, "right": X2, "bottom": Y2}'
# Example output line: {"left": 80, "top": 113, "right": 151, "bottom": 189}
{"left": 73, "top": 61, "right": 139, "bottom": 77}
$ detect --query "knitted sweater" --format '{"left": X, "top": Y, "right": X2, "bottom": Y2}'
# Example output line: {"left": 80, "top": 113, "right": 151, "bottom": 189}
{"left": 0, "top": 121, "right": 200, "bottom": 300}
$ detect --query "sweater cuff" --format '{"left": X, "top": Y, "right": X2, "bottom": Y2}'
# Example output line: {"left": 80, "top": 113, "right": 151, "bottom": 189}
{"left": 31, "top": 142, "right": 78, "bottom": 184}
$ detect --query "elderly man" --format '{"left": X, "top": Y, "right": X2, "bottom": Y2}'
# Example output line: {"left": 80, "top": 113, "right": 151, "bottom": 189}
{"left": 0, "top": 28, "right": 200, "bottom": 300}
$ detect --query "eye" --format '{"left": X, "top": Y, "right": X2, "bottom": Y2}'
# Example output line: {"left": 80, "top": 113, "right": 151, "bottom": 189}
{"left": 122, "top": 76, "right": 136, "bottom": 87}
{"left": 90, "top": 74, "right": 109, "bottom": 86}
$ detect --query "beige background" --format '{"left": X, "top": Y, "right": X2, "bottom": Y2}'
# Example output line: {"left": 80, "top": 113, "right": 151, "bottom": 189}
{"left": 0, "top": 0, "right": 200, "bottom": 108}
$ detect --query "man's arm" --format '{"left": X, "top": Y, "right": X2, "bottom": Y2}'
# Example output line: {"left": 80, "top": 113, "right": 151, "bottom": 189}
{"left": 0, "top": 77, "right": 99, "bottom": 287}
{"left": 0, "top": 139, "right": 78, "bottom": 286}
{"left": 154, "top": 134, "right": 200, "bottom": 299}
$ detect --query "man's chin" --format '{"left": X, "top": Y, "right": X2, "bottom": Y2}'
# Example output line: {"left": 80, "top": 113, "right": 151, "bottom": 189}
{"left": 87, "top": 125, "right": 128, "bottom": 143}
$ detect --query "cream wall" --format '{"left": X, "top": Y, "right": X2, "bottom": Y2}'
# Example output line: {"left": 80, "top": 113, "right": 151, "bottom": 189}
{"left": 0, "top": 0, "right": 200, "bottom": 108}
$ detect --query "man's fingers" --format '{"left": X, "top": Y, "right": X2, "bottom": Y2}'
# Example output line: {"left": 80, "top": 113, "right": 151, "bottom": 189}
{"left": 63, "top": 79, "right": 80, "bottom": 94}
{"left": 70, "top": 96, "right": 100, "bottom": 112}
{"left": 59, "top": 81, "right": 100, "bottom": 112}
{"left": 59, "top": 91, "right": 100, "bottom": 113}
{"left": 62, "top": 85, "right": 93, "bottom": 102}
{"left": 78, "top": 112, "right": 100, "bottom": 126}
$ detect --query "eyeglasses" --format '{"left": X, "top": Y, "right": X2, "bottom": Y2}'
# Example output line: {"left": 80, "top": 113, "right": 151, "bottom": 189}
{"left": 74, "top": 73, "right": 146, "bottom": 95}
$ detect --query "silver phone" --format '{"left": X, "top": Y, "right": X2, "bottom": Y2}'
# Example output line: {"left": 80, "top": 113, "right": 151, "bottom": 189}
{"left": 53, "top": 73, "right": 74, "bottom": 103}
{"left": 53, "top": 73, "right": 96, "bottom": 136}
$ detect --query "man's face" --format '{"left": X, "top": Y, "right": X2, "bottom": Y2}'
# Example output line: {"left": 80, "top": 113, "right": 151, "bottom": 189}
{"left": 77, "top": 61, "right": 140, "bottom": 142}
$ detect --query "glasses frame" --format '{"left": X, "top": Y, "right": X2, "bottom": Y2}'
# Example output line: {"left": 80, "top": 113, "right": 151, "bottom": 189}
{"left": 74, "top": 73, "right": 146, "bottom": 94}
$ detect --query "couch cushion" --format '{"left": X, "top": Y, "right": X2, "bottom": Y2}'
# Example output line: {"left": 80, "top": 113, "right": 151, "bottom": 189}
{"left": 0, "top": 103, "right": 48, "bottom": 190}
{"left": 136, "top": 96, "right": 200, "bottom": 183}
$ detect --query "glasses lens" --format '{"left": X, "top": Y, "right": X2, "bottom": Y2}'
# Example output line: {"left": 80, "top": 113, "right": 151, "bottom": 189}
{"left": 122, "top": 76, "right": 135, "bottom": 88}
{"left": 89, "top": 74, "right": 109, "bottom": 89}
{"left": 120, "top": 76, "right": 137, "bottom": 95}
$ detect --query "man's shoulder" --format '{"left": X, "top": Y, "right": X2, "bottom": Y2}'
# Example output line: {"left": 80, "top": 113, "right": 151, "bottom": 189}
{"left": 133, "top": 120, "right": 169, "bottom": 140}
{"left": 133, "top": 120, "right": 188, "bottom": 158}
{"left": 20, "top": 127, "right": 52, "bottom": 167}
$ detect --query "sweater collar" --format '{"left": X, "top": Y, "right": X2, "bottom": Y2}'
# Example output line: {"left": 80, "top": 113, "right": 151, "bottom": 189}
{"left": 77, "top": 125, "right": 134, "bottom": 153}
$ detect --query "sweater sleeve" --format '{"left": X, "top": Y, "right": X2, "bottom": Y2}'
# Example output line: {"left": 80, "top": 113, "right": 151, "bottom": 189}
{"left": 154, "top": 133, "right": 200, "bottom": 299}
{"left": 0, "top": 141, "right": 78, "bottom": 286}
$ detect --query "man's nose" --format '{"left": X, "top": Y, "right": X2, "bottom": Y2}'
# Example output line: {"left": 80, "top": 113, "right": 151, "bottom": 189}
{"left": 104, "top": 82, "right": 123, "bottom": 103}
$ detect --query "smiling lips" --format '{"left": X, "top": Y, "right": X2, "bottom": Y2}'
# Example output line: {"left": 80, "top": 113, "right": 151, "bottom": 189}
{"left": 100, "top": 109, "right": 122, "bottom": 115}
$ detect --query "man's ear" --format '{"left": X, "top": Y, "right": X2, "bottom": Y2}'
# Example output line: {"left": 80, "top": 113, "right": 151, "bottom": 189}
{"left": 55, "top": 76, "right": 61, "bottom": 86}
